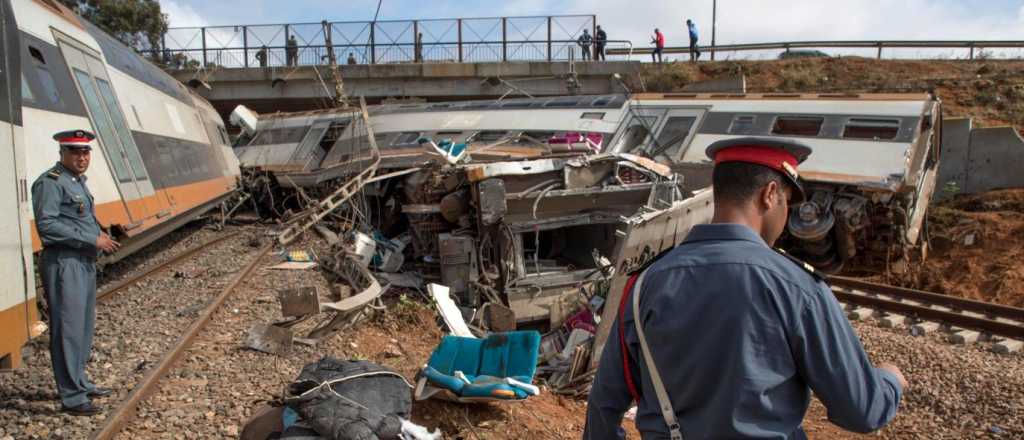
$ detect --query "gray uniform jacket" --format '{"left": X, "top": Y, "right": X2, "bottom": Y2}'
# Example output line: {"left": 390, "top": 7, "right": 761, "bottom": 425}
{"left": 584, "top": 223, "right": 903, "bottom": 439}
{"left": 32, "top": 162, "right": 101, "bottom": 255}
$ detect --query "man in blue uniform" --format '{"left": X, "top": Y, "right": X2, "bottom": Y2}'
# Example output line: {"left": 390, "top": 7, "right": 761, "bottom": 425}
{"left": 32, "top": 130, "right": 120, "bottom": 416}
{"left": 584, "top": 137, "right": 907, "bottom": 439}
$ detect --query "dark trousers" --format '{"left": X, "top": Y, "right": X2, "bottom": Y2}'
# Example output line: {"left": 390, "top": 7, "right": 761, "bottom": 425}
{"left": 652, "top": 47, "right": 663, "bottom": 63}
{"left": 690, "top": 37, "right": 701, "bottom": 61}
{"left": 41, "top": 248, "right": 98, "bottom": 408}
{"left": 580, "top": 45, "right": 591, "bottom": 60}
{"left": 596, "top": 44, "right": 606, "bottom": 61}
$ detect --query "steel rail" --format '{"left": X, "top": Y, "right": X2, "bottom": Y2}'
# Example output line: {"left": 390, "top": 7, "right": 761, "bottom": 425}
{"left": 829, "top": 276, "right": 1024, "bottom": 322}
{"left": 90, "top": 243, "right": 272, "bottom": 440}
{"left": 828, "top": 277, "right": 1024, "bottom": 340}
{"left": 97, "top": 232, "right": 240, "bottom": 302}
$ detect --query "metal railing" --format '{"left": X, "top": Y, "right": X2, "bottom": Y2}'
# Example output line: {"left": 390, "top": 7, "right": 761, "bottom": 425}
{"left": 142, "top": 14, "right": 637, "bottom": 69}
{"left": 608, "top": 40, "right": 1024, "bottom": 60}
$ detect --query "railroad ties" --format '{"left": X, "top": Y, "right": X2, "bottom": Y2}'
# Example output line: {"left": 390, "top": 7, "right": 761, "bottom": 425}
{"left": 828, "top": 277, "right": 1024, "bottom": 354}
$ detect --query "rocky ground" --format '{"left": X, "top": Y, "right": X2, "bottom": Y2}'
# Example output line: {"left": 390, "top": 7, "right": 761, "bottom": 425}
{"left": 2, "top": 218, "right": 1021, "bottom": 439}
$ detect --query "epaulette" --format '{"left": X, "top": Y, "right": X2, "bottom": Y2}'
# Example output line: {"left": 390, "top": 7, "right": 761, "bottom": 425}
{"left": 774, "top": 247, "right": 824, "bottom": 281}
{"left": 46, "top": 168, "right": 62, "bottom": 180}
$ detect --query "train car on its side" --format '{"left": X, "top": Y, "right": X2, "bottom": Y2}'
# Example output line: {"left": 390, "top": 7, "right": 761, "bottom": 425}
{"left": 1, "top": 0, "right": 241, "bottom": 369}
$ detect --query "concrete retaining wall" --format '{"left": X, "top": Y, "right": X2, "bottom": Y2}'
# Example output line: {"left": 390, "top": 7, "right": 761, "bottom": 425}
{"left": 936, "top": 117, "right": 1024, "bottom": 199}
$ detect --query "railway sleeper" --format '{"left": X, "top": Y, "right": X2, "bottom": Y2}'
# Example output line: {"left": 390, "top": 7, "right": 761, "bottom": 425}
{"left": 992, "top": 339, "right": 1023, "bottom": 354}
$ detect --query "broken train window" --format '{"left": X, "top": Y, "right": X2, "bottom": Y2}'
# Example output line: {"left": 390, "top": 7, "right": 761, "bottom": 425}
{"left": 615, "top": 116, "right": 658, "bottom": 153}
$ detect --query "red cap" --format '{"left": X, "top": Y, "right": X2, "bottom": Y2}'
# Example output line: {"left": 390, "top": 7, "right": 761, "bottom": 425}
{"left": 705, "top": 137, "right": 813, "bottom": 202}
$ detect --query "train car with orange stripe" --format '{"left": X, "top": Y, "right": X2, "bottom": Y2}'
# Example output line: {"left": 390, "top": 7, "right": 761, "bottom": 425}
{"left": 1, "top": 0, "right": 240, "bottom": 369}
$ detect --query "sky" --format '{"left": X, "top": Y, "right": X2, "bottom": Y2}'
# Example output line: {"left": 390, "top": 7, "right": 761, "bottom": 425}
{"left": 160, "top": 0, "right": 1024, "bottom": 59}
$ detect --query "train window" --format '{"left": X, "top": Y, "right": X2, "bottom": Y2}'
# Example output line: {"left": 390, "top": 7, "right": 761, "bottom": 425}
{"left": 319, "top": 121, "right": 350, "bottom": 153}
{"left": 591, "top": 96, "right": 613, "bottom": 106}
{"left": 97, "top": 79, "right": 148, "bottom": 180}
{"left": 35, "top": 68, "right": 64, "bottom": 108}
{"left": 615, "top": 116, "right": 657, "bottom": 153}
{"left": 249, "top": 126, "right": 309, "bottom": 146}
{"left": 728, "top": 115, "right": 756, "bottom": 134}
{"left": 73, "top": 69, "right": 132, "bottom": 182}
{"left": 544, "top": 97, "right": 581, "bottom": 108}
{"left": 20, "top": 74, "right": 34, "bottom": 102}
{"left": 467, "top": 131, "right": 508, "bottom": 143}
{"left": 581, "top": 112, "right": 605, "bottom": 120}
{"left": 500, "top": 100, "right": 534, "bottom": 108}
{"left": 772, "top": 116, "right": 823, "bottom": 137}
{"left": 391, "top": 132, "right": 421, "bottom": 147}
{"left": 843, "top": 118, "right": 900, "bottom": 140}
{"left": 649, "top": 116, "right": 696, "bottom": 157}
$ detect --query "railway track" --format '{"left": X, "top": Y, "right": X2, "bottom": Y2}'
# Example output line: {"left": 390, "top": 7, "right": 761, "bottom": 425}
{"left": 97, "top": 231, "right": 241, "bottom": 301}
{"left": 88, "top": 241, "right": 272, "bottom": 440}
{"left": 829, "top": 276, "right": 1024, "bottom": 353}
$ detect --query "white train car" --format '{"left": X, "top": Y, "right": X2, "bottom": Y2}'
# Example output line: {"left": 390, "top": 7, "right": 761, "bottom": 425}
{"left": 1, "top": 0, "right": 241, "bottom": 368}
{"left": 235, "top": 91, "right": 940, "bottom": 274}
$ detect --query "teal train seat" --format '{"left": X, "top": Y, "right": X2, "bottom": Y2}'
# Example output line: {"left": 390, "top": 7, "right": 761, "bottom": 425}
{"left": 415, "top": 331, "right": 541, "bottom": 402}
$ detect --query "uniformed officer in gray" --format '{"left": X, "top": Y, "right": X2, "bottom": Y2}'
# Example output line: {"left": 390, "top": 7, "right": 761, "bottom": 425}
{"left": 32, "top": 130, "right": 120, "bottom": 416}
{"left": 585, "top": 137, "right": 908, "bottom": 439}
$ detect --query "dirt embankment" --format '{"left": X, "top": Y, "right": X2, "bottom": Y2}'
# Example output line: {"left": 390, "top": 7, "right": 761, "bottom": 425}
{"left": 636, "top": 58, "right": 1024, "bottom": 131}
{"left": 884, "top": 189, "right": 1024, "bottom": 307}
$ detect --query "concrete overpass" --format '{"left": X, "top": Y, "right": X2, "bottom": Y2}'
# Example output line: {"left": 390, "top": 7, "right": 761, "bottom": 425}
{"left": 171, "top": 61, "right": 641, "bottom": 117}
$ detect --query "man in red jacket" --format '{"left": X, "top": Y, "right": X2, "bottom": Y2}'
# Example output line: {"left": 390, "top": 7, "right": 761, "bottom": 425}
{"left": 651, "top": 28, "right": 665, "bottom": 63}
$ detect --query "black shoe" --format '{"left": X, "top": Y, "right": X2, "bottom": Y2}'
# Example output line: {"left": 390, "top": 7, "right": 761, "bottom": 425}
{"left": 61, "top": 401, "right": 102, "bottom": 416}
{"left": 87, "top": 387, "right": 113, "bottom": 398}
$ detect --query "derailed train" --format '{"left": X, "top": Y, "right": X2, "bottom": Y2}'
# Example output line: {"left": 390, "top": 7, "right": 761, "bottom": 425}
{"left": 234, "top": 90, "right": 941, "bottom": 324}
{"left": 1, "top": 0, "right": 239, "bottom": 368}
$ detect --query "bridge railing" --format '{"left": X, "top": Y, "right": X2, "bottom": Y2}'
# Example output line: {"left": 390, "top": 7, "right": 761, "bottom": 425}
{"left": 145, "top": 15, "right": 639, "bottom": 69}
{"left": 608, "top": 40, "right": 1024, "bottom": 60}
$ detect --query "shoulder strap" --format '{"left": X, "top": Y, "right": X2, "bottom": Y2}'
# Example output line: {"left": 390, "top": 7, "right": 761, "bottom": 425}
{"left": 631, "top": 270, "right": 684, "bottom": 440}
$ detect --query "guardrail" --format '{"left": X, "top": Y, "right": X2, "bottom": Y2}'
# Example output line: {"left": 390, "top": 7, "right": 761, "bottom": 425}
{"left": 142, "top": 14, "right": 640, "bottom": 68}
{"left": 607, "top": 40, "right": 1024, "bottom": 60}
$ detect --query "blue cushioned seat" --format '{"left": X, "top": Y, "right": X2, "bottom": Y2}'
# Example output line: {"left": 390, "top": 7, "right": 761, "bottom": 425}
{"left": 419, "top": 331, "right": 541, "bottom": 401}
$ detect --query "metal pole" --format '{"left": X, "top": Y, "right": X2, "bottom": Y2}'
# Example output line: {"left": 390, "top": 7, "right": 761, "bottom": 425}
{"left": 711, "top": 0, "right": 716, "bottom": 60}
{"left": 285, "top": 24, "right": 290, "bottom": 66}
{"left": 201, "top": 27, "right": 207, "bottom": 66}
{"left": 324, "top": 20, "right": 335, "bottom": 65}
{"left": 877, "top": 42, "right": 882, "bottom": 59}
{"left": 457, "top": 18, "right": 463, "bottom": 62}
{"left": 413, "top": 20, "right": 419, "bottom": 63}
{"left": 547, "top": 16, "right": 552, "bottom": 61}
{"left": 502, "top": 17, "right": 507, "bottom": 62}
{"left": 370, "top": 22, "right": 376, "bottom": 64}
{"left": 969, "top": 44, "right": 974, "bottom": 60}
{"left": 243, "top": 26, "right": 249, "bottom": 67}
{"left": 161, "top": 33, "right": 167, "bottom": 64}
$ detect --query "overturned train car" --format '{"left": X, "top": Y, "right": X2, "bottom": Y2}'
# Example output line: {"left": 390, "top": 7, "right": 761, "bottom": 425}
{"left": 235, "top": 91, "right": 940, "bottom": 277}
{"left": 1, "top": 0, "right": 240, "bottom": 368}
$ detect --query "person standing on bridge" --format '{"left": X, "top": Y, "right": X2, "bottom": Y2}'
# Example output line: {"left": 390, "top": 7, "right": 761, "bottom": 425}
{"left": 33, "top": 130, "right": 121, "bottom": 416}
{"left": 286, "top": 35, "right": 299, "bottom": 66}
{"left": 650, "top": 28, "right": 665, "bottom": 63}
{"left": 584, "top": 137, "right": 907, "bottom": 439}
{"left": 686, "top": 19, "right": 701, "bottom": 61}
{"left": 578, "top": 29, "right": 593, "bottom": 61}
{"left": 595, "top": 25, "right": 608, "bottom": 61}
{"left": 256, "top": 45, "right": 268, "bottom": 67}
{"left": 347, "top": 52, "right": 358, "bottom": 65}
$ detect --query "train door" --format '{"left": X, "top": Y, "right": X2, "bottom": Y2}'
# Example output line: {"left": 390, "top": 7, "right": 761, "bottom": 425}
{"left": 0, "top": 0, "right": 35, "bottom": 369}
{"left": 609, "top": 106, "right": 705, "bottom": 165}
{"left": 56, "top": 35, "right": 154, "bottom": 222}
{"left": 289, "top": 121, "right": 330, "bottom": 170}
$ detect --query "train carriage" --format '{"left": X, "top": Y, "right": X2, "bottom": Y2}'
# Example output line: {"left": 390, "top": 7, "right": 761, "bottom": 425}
{"left": 1, "top": 0, "right": 240, "bottom": 369}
